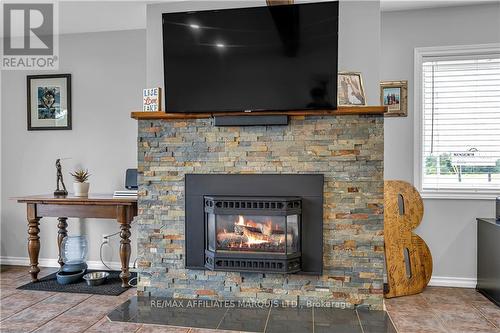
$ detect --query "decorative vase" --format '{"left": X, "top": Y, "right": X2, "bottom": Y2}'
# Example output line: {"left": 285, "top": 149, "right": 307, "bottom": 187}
{"left": 61, "top": 235, "right": 88, "bottom": 265}
{"left": 73, "top": 182, "right": 90, "bottom": 197}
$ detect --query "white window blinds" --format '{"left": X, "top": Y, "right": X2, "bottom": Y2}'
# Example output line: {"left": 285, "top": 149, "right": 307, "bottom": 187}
{"left": 421, "top": 55, "right": 500, "bottom": 192}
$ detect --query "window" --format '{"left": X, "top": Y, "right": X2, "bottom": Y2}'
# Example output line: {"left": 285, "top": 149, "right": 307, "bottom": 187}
{"left": 415, "top": 45, "right": 500, "bottom": 198}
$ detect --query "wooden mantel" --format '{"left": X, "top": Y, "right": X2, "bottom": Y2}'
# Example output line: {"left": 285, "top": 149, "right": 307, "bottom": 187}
{"left": 131, "top": 106, "right": 387, "bottom": 120}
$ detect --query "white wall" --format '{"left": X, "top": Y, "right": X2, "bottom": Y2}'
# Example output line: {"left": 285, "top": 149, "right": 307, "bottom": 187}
{"left": 147, "top": 0, "right": 381, "bottom": 107}
{"left": 339, "top": 0, "right": 380, "bottom": 104}
{"left": 1, "top": 30, "right": 146, "bottom": 266}
{"left": 382, "top": 4, "right": 500, "bottom": 283}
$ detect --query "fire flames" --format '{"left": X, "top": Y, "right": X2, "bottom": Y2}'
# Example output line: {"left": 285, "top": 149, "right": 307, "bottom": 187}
{"left": 217, "top": 215, "right": 288, "bottom": 251}
{"left": 235, "top": 216, "right": 267, "bottom": 245}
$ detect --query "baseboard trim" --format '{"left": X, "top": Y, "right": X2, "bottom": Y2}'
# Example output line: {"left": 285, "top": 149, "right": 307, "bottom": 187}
{"left": 428, "top": 276, "right": 477, "bottom": 288}
{"left": 0, "top": 256, "right": 128, "bottom": 271}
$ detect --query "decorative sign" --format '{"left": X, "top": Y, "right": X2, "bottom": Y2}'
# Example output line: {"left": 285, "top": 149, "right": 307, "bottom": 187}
{"left": 143, "top": 87, "right": 162, "bottom": 111}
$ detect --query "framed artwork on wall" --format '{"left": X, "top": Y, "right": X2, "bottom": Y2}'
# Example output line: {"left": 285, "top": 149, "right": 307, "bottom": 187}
{"left": 380, "top": 80, "right": 408, "bottom": 117}
{"left": 27, "top": 74, "right": 72, "bottom": 130}
{"left": 337, "top": 72, "right": 366, "bottom": 106}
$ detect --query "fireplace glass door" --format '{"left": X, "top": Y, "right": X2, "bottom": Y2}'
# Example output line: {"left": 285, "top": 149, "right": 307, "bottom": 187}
{"left": 204, "top": 196, "right": 302, "bottom": 273}
{"left": 207, "top": 214, "right": 299, "bottom": 254}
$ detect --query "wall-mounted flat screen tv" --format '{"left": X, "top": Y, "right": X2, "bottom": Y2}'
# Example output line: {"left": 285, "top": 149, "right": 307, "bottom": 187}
{"left": 162, "top": 1, "right": 338, "bottom": 113}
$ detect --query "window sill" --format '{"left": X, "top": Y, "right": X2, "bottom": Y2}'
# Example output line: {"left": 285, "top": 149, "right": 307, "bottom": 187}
{"left": 420, "top": 191, "right": 499, "bottom": 200}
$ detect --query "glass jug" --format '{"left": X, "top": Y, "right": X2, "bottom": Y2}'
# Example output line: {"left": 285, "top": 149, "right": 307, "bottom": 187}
{"left": 61, "top": 235, "right": 88, "bottom": 265}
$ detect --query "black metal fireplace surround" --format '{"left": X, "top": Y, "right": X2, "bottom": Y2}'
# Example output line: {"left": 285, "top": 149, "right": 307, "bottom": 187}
{"left": 185, "top": 174, "right": 324, "bottom": 275}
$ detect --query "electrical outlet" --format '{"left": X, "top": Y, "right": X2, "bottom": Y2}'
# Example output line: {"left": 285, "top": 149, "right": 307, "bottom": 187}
{"left": 102, "top": 234, "right": 109, "bottom": 245}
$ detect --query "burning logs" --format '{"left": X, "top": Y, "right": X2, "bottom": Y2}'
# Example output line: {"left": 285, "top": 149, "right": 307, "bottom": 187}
{"left": 217, "top": 232, "right": 244, "bottom": 246}
{"left": 217, "top": 218, "right": 293, "bottom": 251}
{"left": 234, "top": 223, "right": 260, "bottom": 235}
{"left": 242, "top": 227, "right": 286, "bottom": 246}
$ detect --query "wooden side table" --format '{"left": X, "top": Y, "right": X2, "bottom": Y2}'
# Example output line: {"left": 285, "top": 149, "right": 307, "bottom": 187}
{"left": 15, "top": 194, "right": 137, "bottom": 287}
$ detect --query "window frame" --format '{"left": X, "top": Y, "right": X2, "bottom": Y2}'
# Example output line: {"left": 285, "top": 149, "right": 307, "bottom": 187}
{"left": 413, "top": 43, "right": 500, "bottom": 200}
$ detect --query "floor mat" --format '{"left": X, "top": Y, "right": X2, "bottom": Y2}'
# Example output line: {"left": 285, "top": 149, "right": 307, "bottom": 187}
{"left": 17, "top": 269, "right": 136, "bottom": 296}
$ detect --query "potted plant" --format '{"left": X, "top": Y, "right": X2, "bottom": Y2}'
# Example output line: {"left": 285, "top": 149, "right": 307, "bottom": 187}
{"left": 70, "top": 169, "right": 91, "bottom": 197}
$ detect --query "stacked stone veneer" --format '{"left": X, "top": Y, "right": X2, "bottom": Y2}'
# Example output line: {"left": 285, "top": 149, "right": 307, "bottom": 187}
{"left": 137, "top": 115, "right": 384, "bottom": 309}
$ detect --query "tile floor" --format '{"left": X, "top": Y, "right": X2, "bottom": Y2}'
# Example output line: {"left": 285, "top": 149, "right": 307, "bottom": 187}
{"left": 106, "top": 296, "right": 395, "bottom": 332}
{"left": 385, "top": 286, "right": 500, "bottom": 332}
{"left": 0, "top": 265, "right": 499, "bottom": 332}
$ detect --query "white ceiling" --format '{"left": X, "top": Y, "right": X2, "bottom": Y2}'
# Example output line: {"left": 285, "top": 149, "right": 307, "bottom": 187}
{"left": 49, "top": 0, "right": 499, "bottom": 35}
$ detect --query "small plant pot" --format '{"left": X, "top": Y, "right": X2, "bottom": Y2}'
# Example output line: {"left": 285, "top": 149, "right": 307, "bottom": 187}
{"left": 73, "top": 182, "right": 90, "bottom": 197}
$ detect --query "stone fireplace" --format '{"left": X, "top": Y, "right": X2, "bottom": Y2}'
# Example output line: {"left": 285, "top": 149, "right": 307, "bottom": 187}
{"left": 137, "top": 115, "right": 384, "bottom": 309}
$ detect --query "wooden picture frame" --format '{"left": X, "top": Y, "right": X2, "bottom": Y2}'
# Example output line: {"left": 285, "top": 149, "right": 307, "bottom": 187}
{"left": 337, "top": 72, "right": 367, "bottom": 106}
{"left": 380, "top": 80, "right": 408, "bottom": 117}
{"left": 27, "top": 74, "right": 72, "bottom": 130}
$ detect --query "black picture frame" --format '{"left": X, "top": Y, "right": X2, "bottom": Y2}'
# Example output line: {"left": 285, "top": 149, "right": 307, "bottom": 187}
{"left": 27, "top": 74, "right": 72, "bottom": 131}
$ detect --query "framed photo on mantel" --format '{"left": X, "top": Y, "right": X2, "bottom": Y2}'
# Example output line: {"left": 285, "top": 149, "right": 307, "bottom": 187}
{"left": 27, "top": 74, "right": 72, "bottom": 130}
{"left": 380, "top": 80, "right": 408, "bottom": 117}
{"left": 337, "top": 72, "right": 367, "bottom": 106}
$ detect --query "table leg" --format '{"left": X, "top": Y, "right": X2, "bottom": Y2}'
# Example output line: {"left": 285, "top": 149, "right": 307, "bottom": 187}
{"left": 57, "top": 217, "right": 68, "bottom": 267}
{"left": 27, "top": 204, "right": 41, "bottom": 282}
{"left": 117, "top": 206, "right": 132, "bottom": 288}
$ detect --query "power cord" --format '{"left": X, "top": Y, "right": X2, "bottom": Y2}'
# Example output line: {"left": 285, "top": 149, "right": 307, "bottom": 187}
{"left": 127, "top": 258, "right": 139, "bottom": 287}
{"left": 128, "top": 277, "right": 138, "bottom": 287}
{"left": 99, "top": 240, "right": 139, "bottom": 288}
{"left": 99, "top": 219, "right": 138, "bottom": 287}
{"left": 99, "top": 241, "right": 114, "bottom": 271}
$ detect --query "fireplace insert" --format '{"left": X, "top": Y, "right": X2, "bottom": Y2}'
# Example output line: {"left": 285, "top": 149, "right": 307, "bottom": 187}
{"left": 185, "top": 174, "right": 323, "bottom": 275}
{"left": 204, "top": 196, "right": 302, "bottom": 273}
